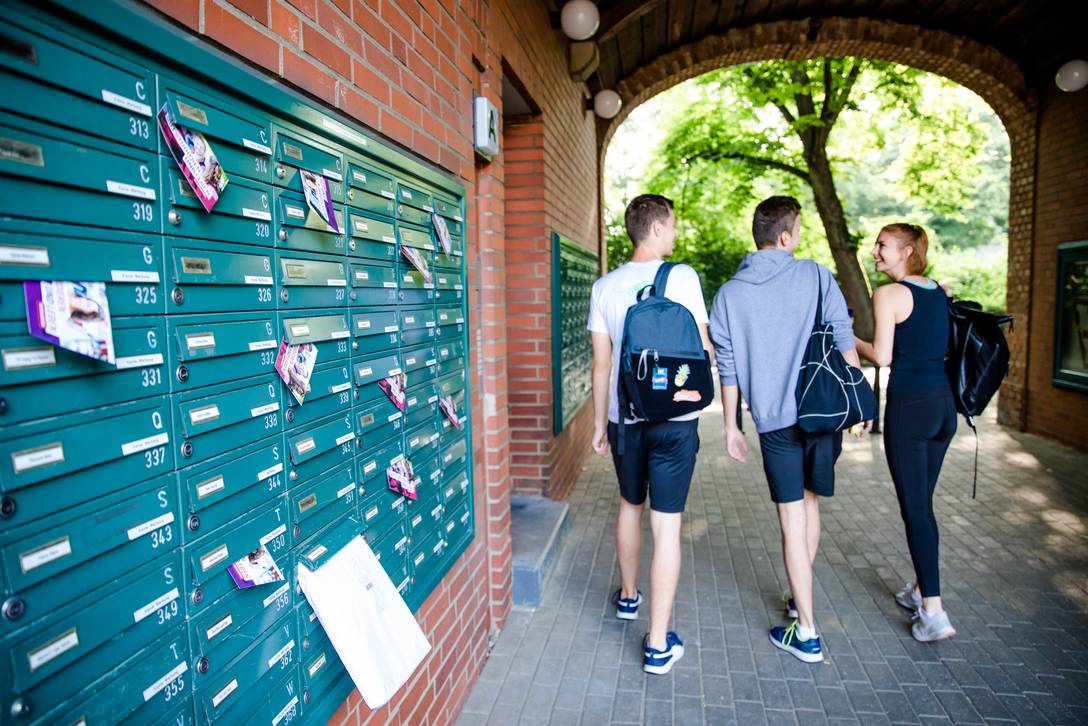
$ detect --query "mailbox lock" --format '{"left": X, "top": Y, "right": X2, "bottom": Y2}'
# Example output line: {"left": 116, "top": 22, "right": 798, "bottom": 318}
{"left": 0, "top": 495, "right": 15, "bottom": 519}
{"left": 278, "top": 229, "right": 288, "bottom": 242}
{"left": 293, "top": 524, "right": 301, "bottom": 538}
{"left": 302, "top": 636, "right": 310, "bottom": 651}
{"left": 349, "top": 291, "right": 357, "bottom": 301}
{"left": 351, "top": 341, "right": 358, "bottom": 351}
{"left": 0, "top": 396, "right": 7, "bottom": 415}
{"left": 2, "top": 596, "right": 25, "bottom": 621}
{"left": 196, "top": 657, "right": 210, "bottom": 674}
{"left": 275, "top": 165, "right": 286, "bottom": 179}
{"left": 399, "top": 291, "right": 406, "bottom": 301}
{"left": 172, "top": 287, "right": 185, "bottom": 305}
{"left": 168, "top": 209, "right": 182, "bottom": 227}
{"left": 190, "top": 588, "right": 204, "bottom": 606}
{"left": 181, "top": 441, "right": 194, "bottom": 458}
{"left": 295, "top": 582, "right": 303, "bottom": 596}
{"left": 358, "top": 486, "right": 365, "bottom": 497}
{"left": 285, "top": 408, "right": 295, "bottom": 423}
{"left": 290, "top": 470, "right": 298, "bottom": 481}
{"left": 187, "top": 514, "right": 201, "bottom": 532}
{"left": 176, "top": 365, "right": 190, "bottom": 384}
{"left": 9, "top": 697, "right": 29, "bottom": 719}
{"left": 280, "top": 287, "right": 289, "bottom": 304}
{"left": 303, "top": 689, "right": 312, "bottom": 705}
{"left": 348, "top": 239, "right": 356, "bottom": 251}
{"left": 353, "top": 389, "right": 359, "bottom": 401}
{"left": 347, "top": 189, "right": 355, "bottom": 201}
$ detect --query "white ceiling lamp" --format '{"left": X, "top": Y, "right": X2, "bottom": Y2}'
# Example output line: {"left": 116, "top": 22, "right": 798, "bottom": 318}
{"left": 591, "top": 89, "right": 622, "bottom": 119}
{"left": 560, "top": 0, "right": 599, "bottom": 41}
{"left": 1056, "top": 59, "right": 1088, "bottom": 92}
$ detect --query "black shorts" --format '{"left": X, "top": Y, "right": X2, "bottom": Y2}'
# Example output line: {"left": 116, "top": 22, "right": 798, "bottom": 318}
{"left": 758, "top": 425, "right": 843, "bottom": 504}
{"left": 607, "top": 419, "right": 700, "bottom": 513}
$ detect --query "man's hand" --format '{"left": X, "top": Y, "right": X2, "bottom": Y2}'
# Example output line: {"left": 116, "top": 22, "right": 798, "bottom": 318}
{"left": 726, "top": 427, "right": 748, "bottom": 463}
{"left": 860, "top": 419, "right": 873, "bottom": 437}
{"left": 592, "top": 425, "right": 610, "bottom": 456}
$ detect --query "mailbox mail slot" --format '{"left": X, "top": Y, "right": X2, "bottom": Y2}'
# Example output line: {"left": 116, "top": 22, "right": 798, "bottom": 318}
{"left": 178, "top": 435, "right": 284, "bottom": 542}
{"left": 0, "top": 220, "right": 163, "bottom": 320}
{"left": 159, "top": 77, "right": 273, "bottom": 182}
{"left": 0, "top": 316, "right": 167, "bottom": 425}
{"left": 278, "top": 251, "right": 349, "bottom": 309}
{"left": 163, "top": 164, "right": 274, "bottom": 248}
{"left": 0, "top": 397, "right": 173, "bottom": 528}
{"left": 274, "top": 188, "right": 346, "bottom": 255}
{"left": 0, "top": 11, "right": 156, "bottom": 151}
{"left": 164, "top": 238, "right": 276, "bottom": 314}
{"left": 0, "top": 112, "right": 160, "bottom": 233}
{"left": 272, "top": 128, "right": 344, "bottom": 201}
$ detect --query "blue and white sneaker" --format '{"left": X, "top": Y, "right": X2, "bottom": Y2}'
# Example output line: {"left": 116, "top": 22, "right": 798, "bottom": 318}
{"left": 611, "top": 589, "right": 642, "bottom": 621}
{"left": 769, "top": 621, "right": 824, "bottom": 663}
{"left": 643, "top": 631, "right": 684, "bottom": 674}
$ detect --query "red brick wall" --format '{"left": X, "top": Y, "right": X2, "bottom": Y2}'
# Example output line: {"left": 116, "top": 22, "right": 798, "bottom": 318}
{"left": 137, "top": 0, "right": 599, "bottom": 723}
{"left": 1025, "top": 83, "right": 1088, "bottom": 450}
{"left": 505, "top": 119, "right": 551, "bottom": 495}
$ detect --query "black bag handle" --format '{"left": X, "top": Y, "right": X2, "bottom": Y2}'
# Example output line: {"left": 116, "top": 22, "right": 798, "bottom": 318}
{"left": 814, "top": 266, "right": 825, "bottom": 327}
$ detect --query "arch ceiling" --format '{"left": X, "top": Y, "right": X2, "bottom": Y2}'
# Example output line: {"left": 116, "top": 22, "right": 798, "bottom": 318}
{"left": 588, "top": 1, "right": 1084, "bottom": 96}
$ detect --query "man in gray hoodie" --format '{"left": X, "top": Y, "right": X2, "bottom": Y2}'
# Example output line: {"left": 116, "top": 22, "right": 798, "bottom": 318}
{"left": 709, "top": 196, "right": 867, "bottom": 663}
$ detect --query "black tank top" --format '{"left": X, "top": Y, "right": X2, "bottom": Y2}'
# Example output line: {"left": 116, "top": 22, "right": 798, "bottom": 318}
{"left": 888, "top": 280, "right": 951, "bottom": 395}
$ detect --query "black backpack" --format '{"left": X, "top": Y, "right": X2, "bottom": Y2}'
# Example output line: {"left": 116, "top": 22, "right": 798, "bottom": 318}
{"left": 945, "top": 299, "right": 1013, "bottom": 497}
{"left": 795, "top": 271, "right": 877, "bottom": 434}
{"left": 616, "top": 262, "right": 713, "bottom": 453}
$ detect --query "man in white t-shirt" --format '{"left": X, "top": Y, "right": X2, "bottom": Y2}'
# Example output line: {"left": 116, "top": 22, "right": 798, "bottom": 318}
{"left": 587, "top": 194, "right": 714, "bottom": 675}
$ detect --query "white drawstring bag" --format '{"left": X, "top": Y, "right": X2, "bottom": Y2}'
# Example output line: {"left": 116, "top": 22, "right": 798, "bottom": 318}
{"left": 296, "top": 535, "right": 431, "bottom": 709}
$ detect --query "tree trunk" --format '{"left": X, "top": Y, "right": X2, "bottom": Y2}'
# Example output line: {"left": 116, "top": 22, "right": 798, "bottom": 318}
{"left": 803, "top": 144, "right": 874, "bottom": 341}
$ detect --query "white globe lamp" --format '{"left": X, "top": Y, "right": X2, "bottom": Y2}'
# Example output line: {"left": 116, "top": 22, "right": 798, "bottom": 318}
{"left": 1056, "top": 59, "right": 1088, "bottom": 92}
{"left": 592, "top": 89, "right": 622, "bottom": 119}
{"left": 560, "top": 0, "right": 599, "bottom": 41}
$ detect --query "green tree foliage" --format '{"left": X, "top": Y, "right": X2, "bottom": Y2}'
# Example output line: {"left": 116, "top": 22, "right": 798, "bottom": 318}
{"left": 604, "top": 59, "right": 1010, "bottom": 314}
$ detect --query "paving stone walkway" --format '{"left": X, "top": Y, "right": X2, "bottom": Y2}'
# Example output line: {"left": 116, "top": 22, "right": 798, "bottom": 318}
{"left": 457, "top": 404, "right": 1088, "bottom": 725}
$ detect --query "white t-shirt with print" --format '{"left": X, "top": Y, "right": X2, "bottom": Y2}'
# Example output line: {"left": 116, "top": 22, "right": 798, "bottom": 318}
{"left": 587, "top": 260, "right": 709, "bottom": 424}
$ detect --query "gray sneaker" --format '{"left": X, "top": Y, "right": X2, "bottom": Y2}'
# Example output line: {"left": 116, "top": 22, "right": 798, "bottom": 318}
{"left": 911, "top": 609, "right": 956, "bottom": 642}
{"left": 895, "top": 582, "right": 922, "bottom": 611}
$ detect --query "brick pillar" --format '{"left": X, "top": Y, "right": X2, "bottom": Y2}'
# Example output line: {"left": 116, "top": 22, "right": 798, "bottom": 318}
{"left": 504, "top": 120, "right": 551, "bottom": 496}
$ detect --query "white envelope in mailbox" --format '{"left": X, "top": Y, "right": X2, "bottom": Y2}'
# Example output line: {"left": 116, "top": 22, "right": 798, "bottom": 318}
{"left": 296, "top": 535, "right": 430, "bottom": 709}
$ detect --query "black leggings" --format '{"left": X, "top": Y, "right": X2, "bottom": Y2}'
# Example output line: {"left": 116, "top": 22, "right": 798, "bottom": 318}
{"left": 884, "top": 389, "right": 957, "bottom": 598}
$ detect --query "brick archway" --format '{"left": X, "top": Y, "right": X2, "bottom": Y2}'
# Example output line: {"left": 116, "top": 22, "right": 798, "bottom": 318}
{"left": 597, "top": 17, "right": 1036, "bottom": 429}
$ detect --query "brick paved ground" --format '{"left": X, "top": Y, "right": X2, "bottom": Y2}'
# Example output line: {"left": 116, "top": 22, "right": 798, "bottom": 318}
{"left": 456, "top": 404, "right": 1088, "bottom": 725}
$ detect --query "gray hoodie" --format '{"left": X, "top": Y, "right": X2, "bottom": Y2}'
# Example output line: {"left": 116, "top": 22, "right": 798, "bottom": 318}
{"left": 709, "top": 249, "right": 855, "bottom": 433}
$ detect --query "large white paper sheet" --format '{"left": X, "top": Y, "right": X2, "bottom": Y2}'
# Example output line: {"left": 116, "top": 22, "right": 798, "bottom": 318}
{"left": 296, "top": 536, "right": 430, "bottom": 709}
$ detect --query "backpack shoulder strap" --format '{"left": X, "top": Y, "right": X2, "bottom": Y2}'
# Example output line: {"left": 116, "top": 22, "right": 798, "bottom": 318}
{"left": 652, "top": 261, "right": 676, "bottom": 299}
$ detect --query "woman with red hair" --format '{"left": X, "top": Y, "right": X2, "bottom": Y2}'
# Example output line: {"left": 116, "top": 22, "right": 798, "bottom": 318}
{"left": 855, "top": 223, "right": 957, "bottom": 642}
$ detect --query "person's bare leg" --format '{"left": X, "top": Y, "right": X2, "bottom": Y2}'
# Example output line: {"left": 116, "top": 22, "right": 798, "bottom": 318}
{"left": 777, "top": 500, "right": 814, "bottom": 629}
{"left": 647, "top": 509, "right": 682, "bottom": 649}
{"left": 616, "top": 499, "right": 644, "bottom": 600}
{"left": 804, "top": 489, "right": 821, "bottom": 565}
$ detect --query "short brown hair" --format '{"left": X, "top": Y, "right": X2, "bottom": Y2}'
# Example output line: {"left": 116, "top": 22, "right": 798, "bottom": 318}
{"left": 624, "top": 194, "right": 673, "bottom": 246}
{"left": 752, "top": 196, "right": 801, "bottom": 249}
{"left": 881, "top": 223, "right": 929, "bottom": 276}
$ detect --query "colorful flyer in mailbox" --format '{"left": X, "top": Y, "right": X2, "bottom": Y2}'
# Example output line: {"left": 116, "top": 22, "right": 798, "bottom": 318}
{"left": 275, "top": 338, "right": 318, "bottom": 405}
{"left": 438, "top": 392, "right": 463, "bottom": 430}
{"left": 300, "top": 169, "right": 340, "bottom": 233}
{"left": 157, "top": 103, "right": 228, "bottom": 213}
{"left": 24, "top": 281, "right": 115, "bottom": 364}
{"left": 378, "top": 372, "right": 407, "bottom": 411}
{"left": 431, "top": 212, "right": 452, "bottom": 256}
{"left": 386, "top": 454, "right": 417, "bottom": 500}
{"left": 400, "top": 244, "right": 433, "bottom": 285}
{"left": 227, "top": 546, "right": 285, "bottom": 589}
